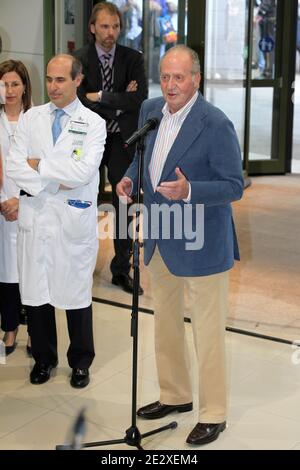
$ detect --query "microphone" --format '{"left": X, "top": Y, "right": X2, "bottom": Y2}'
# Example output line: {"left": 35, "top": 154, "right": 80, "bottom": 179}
{"left": 124, "top": 118, "right": 159, "bottom": 147}
{"left": 56, "top": 408, "right": 86, "bottom": 450}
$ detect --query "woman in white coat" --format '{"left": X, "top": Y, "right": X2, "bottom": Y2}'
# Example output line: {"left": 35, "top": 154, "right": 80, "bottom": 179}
{"left": 0, "top": 60, "right": 32, "bottom": 355}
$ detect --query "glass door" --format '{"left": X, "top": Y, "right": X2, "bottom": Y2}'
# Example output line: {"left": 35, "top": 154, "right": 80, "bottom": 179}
{"left": 112, "top": 0, "right": 188, "bottom": 99}
{"left": 189, "top": 0, "right": 297, "bottom": 176}
{"left": 247, "top": 0, "right": 297, "bottom": 174}
{"left": 203, "top": 0, "right": 248, "bottom": 168}
{"left": 247, "top": 0, "right": 283, "bottom": 173}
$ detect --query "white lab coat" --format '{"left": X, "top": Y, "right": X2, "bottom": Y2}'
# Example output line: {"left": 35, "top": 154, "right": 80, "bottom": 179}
{"left": 7, "top": 99, "right": 106, "bottom": 309}
{"left": 0, "top": 110, "right": 21, "bottom": 283}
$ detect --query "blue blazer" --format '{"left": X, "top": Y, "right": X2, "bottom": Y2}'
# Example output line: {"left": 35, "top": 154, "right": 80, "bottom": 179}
{"left": 125, "top": 94, "right": 244, "bottom": 277}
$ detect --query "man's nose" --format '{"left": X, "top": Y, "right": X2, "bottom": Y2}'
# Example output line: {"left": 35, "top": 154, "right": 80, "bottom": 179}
{"left": 49, "top": 81, "right": 58, "bottom": 90}
{"left": 167, "top": 77, "right": 176, "bottom": 88}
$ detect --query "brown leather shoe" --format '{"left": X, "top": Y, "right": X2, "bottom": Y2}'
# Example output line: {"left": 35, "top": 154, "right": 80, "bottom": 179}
{"left": 137, "top": 400, "right": 193, "bottom": 419}
{"left": 186, "top": 421, "right": 226, "bottom": 445}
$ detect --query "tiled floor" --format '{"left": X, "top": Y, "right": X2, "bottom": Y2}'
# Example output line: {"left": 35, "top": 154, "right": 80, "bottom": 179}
{"left": 1, "top": 303, "right": 300, "bottom": 450}
{"left": 1, "top": 174, "right": 300, "bottom": 450}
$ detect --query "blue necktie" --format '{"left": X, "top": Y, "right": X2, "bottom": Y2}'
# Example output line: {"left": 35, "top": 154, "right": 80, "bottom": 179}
{"left": 52, "top": 108, "right": 65, "bottom": 145}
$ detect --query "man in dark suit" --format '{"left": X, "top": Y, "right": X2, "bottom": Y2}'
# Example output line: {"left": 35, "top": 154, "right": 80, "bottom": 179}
{"left": 117, "top": 45, "right": 243, "bottom": 446}
{"left": 74, "top": 2, "right": 148, "bottom": 294}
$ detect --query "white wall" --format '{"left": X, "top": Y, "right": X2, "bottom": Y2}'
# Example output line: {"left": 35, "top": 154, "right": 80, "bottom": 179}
{"left": 0, "top": 0, "right": 45, "bottom": 105}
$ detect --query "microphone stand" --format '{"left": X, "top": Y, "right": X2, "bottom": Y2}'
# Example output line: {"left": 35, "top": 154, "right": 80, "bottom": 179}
{"left": 79, "top": 135, "right": 176, "bottom": 450}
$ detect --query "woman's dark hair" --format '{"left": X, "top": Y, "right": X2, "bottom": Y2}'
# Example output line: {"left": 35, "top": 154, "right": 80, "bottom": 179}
{"left": 0, "top": 60, "right": 32, "bottom": 112}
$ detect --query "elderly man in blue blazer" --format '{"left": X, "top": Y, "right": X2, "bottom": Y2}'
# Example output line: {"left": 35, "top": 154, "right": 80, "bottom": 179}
{"left": 117, "top": 45, "right": 243, "bottom": 446}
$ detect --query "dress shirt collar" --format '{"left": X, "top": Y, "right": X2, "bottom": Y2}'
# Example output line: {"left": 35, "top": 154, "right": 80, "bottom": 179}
{"left": 49, "top": 97, "right": 79, "bottom": 117}
{"left": 95, "top": 43, "right": 116, "bottom": 66}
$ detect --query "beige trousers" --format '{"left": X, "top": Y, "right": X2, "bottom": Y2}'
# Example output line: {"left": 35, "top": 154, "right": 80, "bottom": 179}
{"left": 148, "top": 248, "right": 229, "bottom": 423}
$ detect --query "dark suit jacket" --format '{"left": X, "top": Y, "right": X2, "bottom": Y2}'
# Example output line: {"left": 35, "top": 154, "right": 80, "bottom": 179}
{"left": 74, "top": 42, "right": 148, "bottom": 141}
{"left": 126, "top": 94, "right": 244, "bottom": 277}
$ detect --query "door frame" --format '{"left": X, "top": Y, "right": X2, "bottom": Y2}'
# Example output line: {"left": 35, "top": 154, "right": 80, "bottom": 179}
{"left": 187, "top": 0, "right": 298, "bottom": 176}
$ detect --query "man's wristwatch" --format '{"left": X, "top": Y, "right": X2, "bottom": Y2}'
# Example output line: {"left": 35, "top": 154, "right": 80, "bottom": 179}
{"left": 98, "top": 90, "right": 102, "bottom": 101}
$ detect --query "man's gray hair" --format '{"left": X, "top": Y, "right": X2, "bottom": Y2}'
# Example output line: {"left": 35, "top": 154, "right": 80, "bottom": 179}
{"left": 159, "top": 45, "right": 201, "bottom": 75}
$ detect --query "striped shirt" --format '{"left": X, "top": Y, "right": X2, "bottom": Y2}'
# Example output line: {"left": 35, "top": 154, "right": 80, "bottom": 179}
{"left": 149, "top": 91, "right": 198, "bottom": 191}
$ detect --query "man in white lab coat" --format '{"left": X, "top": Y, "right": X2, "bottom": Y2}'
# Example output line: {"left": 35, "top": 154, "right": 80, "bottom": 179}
{"left": 7, "top": 54, "right": 106, "bottom": 388}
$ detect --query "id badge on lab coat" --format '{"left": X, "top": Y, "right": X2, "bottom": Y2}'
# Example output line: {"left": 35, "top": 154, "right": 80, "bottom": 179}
{"left": 69, "top": 120, "right": 88, "bottom": 135}
{"left": 71, "top": 137, "right": 85, "bottom": 161}
{"left": 69, "top": 120, "right": 88, "bottom": 161}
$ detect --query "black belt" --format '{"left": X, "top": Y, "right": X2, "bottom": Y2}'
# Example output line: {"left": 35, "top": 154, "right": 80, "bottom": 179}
{"left": 20, "top": 190, "right": 33, "bottom": 197}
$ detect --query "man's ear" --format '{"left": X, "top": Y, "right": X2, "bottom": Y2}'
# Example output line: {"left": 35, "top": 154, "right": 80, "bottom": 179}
{"left": 75, "top": 73, "right": 84, "bottom": 88}
{"left": 194, "top": 72, "right": 201, "bottom": 90}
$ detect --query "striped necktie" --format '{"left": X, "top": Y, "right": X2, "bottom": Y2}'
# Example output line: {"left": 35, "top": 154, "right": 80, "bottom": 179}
{"left": 101, "top": 54, "right": 119, "bottom": 134}
{"left": 102, "top": 54, "right": 113, "bottom": 91}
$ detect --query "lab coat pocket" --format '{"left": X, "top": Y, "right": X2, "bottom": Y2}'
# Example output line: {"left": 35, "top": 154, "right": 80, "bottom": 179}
{"left": 63, "top": 203, "right": 94, "bottom": 242}
{"left": 18, "top": 198, "right": 36, "bottom": 231}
